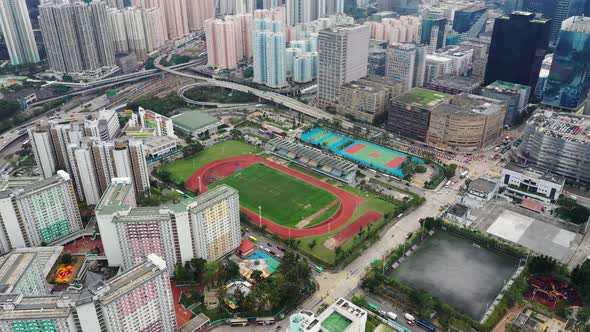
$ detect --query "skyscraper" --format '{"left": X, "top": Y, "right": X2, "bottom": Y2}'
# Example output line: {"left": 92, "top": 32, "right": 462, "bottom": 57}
{"left": 206, "top": 18, "right": 239, "bottom": 69}
{"left": 253, "top": 19, "right": 287, "bottom": 88}
{"left": 287, "top": 0, "right": 313, "bottom": 25}
{"left": 186, "top": 0, "right": 215, "bottom": 31}
{"left": 163, "top": 0, "right": 189, "bottom": 39}
{"left": 525, "top": 0, "right": 585, "bottom": 47}
{"left": 0, "top": 0, "right": 40, "bottom": 65}
{"left": 484, "top": 11, "right": 550, "bottom": 89}
{"left": 122, "top": 8, "right": 148, "bottom": 60}
{"left": 420, "top": 14, "right": 447, "bottom": 51}
{"left": 542, "top": 16, "right": 590, "bottom": 110}
{"left": 0, "top": 171, "right": 83, "bottom": 248}
{"left": 39, "top": 1, "right": 116, "bottom": 74}
{"left": 317, "top": 24, "right": 370, "bottom": 107}
{"left": 385, "top": 43, "right": 426, "bottom": 90}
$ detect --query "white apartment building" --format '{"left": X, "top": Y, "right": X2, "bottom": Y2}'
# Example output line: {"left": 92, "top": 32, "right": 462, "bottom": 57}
{"left": 28, "top": 127, "right": 56, "bottom": 179}
{"left": 501, "top": 162, "right": 565, "bottom": 204}
{"left": 96, "top": 179, "right": 241, "bottom": 273}
{"left": 0, "top": 171, "right": 82, "bottom": 250}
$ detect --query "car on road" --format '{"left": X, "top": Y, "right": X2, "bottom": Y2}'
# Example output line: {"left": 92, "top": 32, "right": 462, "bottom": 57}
{"left": 267, "top": 242, "right": 273, "bottom": 247}
{"left": 277, "top": 245, "right": 284, "bottom": 251}
{"left": 406, "top": 320, "right": 415, "bottom": 326}
{"left": 275, "top": 326, "right": 281, "bottom": 331}
{"left": 406, "top": 232, "right": 413, "bottom": 240}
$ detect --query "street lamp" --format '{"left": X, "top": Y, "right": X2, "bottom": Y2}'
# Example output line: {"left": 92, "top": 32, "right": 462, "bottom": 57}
{"left": 258, "top": 205, "right": 262, "bottom": 227}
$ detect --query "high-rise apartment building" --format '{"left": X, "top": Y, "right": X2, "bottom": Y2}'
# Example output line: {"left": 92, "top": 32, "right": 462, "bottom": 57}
{"left": 83, "top": 109, "right": 120, "bottom": 142}
{"left": 28, "top": 126, "right": 57, "bottom": 179}
{"left": 96, "top": 179, "right": 241, "bottom": 271}
{"left": 142, "top": 7, "right": 168, "bottom": 51}
{"left": 0, "top": 171, "right": 83, "bottom": 249}
{"left": 39, "top": 1, "right": 116, "bottom": 75}
{"left": 162, "top": 0, "right": 189, "bottom": 39}
{"left": 317, "top": 24, "right": 370, "bottom": 107}
{"left": 0, "top": 0, "right": 40, "bottom": 65}
{"left": 205, "top": 15, "right": 253, "bottom": 69}
{"left": 0, "top": 253, "right": 176, "bottom": 332}
{"left": 542, "top": 16, "right": 590, "bottom": 110}
{"left": 183, "top": 0, "right": 212, "bottom": 31}
{"left": 287, "top": 0, "right": 313, "bottom": 25}
{"left": 122, "top": 8, "right": 149, "bottom": 60}
{"left": 385, "top": 43, "right": 426, "bottom": 90}
{"left": 365, "top": 16, "right": 420, "bottom": 44}
{"left": 484, "top": 11, "right": 550, "bottom": 89}
{"left": 253, "top": 19, "right": 288, "bottom": 88}
{"left": 0, "top": 247, "right": 62, "bottom": 295}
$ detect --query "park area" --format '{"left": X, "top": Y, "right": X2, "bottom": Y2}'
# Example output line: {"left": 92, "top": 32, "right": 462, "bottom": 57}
{"left": 301, "top": 128, "right": 423, "bottom": 178}
{"left": 210, "top": 163, "right": 337, "bottom": 227}
{"left": 164, "top": 141, "right": 403, "bottom": 265}
{"left": 387, "top": 231, "right": 519, "bottom": 320}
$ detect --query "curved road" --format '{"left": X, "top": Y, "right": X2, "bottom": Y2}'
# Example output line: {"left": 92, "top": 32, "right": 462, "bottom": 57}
{"left": 154, "top": 56, "right": 347, "bottom": 125}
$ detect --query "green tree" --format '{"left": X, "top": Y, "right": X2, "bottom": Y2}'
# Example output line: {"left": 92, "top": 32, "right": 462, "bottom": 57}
{"left": 243, "top": 67, "right": 254, "bottom": 78}
{"left": 571, "top": 259, "right": 590, "bottom": 302}
{"left": 528, "top": 255, "right": 559, "bottom": 275}
{"left": 251, "top": 270, "right": 264, "bottom": 283}
{"left": 351, "top": 295, "right": 368, "bottom": 308}
{"left": 444, "top": 164, "right": 457, "bottom": 179}
{"left": 61, "top": 254, "right": 73, "bottom": 265}
{"left": 308, "top": 239, "right": 317, "bottom": 249}
{"left": 419, "top": 217, "right": 438, "bottom": 231}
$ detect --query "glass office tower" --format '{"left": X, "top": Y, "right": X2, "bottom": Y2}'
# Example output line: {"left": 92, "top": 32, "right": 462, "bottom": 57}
{"left": 543, "top": 16, "right": 590, "bottom": 110}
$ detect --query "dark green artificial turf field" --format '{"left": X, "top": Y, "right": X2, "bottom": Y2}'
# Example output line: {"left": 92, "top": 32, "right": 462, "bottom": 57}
{"left": 210, "top": 163, "right": 336, "bottom": 227}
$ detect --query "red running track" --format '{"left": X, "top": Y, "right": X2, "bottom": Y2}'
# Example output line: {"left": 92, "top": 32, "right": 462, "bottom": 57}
{"left": 185, "top": 155, "right": 365, "bottom": 238}
{"left": 332, "top": 211, "right": 383, "bottom": 246}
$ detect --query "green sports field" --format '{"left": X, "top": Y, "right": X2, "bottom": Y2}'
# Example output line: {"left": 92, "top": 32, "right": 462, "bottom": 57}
{"left": 210, "top": 163, "right": 337, "bottom": 227}
{"left": 159, "top": 140, "right": 260, "bottom": 184}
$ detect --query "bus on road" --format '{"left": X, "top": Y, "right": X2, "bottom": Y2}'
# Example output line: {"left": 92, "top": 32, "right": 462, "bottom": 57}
{"left": 256, "top": 317, "right": 275, "bottom": 325}
{"left": 416, "top": 319, "right": 436, "bottom": 332}
{"left": 368, "top": 303, "right": 379, "bottom": 311}
{"left": 314, "top": 265, "right": 324, "bottom": 273}
{"left": 229, "top": 319, "right": 248, "bottom": 327}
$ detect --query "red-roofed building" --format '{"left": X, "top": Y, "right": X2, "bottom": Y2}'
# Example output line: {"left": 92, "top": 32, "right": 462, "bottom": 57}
{"left": 520, "top": 198, "right": 544, "bottom": 213}
{"left": 238, "top": 239, "right": 255, "bottom": 257}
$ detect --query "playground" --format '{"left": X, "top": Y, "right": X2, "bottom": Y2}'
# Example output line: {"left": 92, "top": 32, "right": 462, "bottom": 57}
{"left": 388, "top": 231, "right": 519, "bottom": 319}
{"left": 301, "top": 128, "right": 423, "bottom": 178}
{"left": 525, "top": 275, "right": 583, "bottom": 308}
{"left": 185, "top": 155, "right": 368, "bottom": 239}
{"left": 210, "top": 163, "right": 337, "bottom": 227}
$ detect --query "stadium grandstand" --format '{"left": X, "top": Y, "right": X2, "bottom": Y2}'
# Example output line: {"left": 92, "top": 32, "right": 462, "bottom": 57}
{"left": 265, "top": 137, "right": 358, "bottom": 184}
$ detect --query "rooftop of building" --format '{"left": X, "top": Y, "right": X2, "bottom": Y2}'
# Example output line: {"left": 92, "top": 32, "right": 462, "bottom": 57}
{"left": 0, "top": 176, "right": 41, "bottom": 192}
{"left": 97, "top": 254, "right": 166, "bottom": 305}
{"left": 303, "top": 298, "right": 367, "bottom": 332}
{"left": 484, "top": 80, "right": 530, "bottom": 93}
{"left": 95, "top": 178, "right": 134, "bottom": 214}
{"left": 448, "top": 203, "right": 469, "bottom": 217}
{"left": 182, "top": 185, "right": 238, "bottom": 213}
{"left": 526, "top": 110, "right": 590, "bottom": 145}
{"left": 435, "top": 93, "right": 506, "bottom": 116}
{"left": 429, "top": 74, "right": 482, "bottom": 90}
{"left": 321, "top": 24, "right": 368, "bottom": 34}
{"left": 0, "top": 295, "right": 71, "bottom": 320}
{"left": 7, "top": 170, "right": 70, "bottom": 198}
{"left": 393, "top": 88, "right": 451, "bottom": 109}
{"left": 0, "top": 247, "right": 63, "bottom": 295}
{"left": 499, "top": 11, "right": 550, "bottom": 23}
{"left": 468, "top": 178, "right": 498, "bottom": 194}
{"left": 504, "top": 162, "right": 566, "bottom": 185}
{"left": 171, "top": 110, "right": 220, "bottom": 131}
